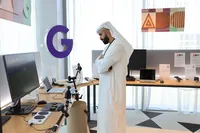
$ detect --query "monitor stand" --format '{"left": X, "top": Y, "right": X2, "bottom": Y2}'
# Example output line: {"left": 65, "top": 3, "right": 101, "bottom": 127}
{"left": 5, "top": 99, "right": 36, "bottom": 115}
{"left": 126, "top": 69, "right": 136, "bottom": 81}
{"left": 1, "top": 116, "right": 11, "bottom": 125}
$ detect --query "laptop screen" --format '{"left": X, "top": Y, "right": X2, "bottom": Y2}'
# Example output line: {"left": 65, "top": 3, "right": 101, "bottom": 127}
{"left": 43, "top": 77, "right": 52, "bottom": 91}
{"left": 140, "top": 69, "right": 156, "bottom": 80}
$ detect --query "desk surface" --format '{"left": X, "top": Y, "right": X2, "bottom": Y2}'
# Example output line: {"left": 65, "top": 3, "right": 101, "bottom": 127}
{"left": 2, "top": 79, "right": 200, "bottom": 133}
{"left": 2, "top": 93, "right": 65, "bottom": 133}
{"left": 91, "top": 78, "right": 200, "bottom": 88}
{"left": 2, "top": 80, "right": 92, "bottom": 133}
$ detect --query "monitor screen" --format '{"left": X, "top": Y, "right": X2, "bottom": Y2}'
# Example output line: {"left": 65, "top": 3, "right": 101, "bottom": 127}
{"left": 128, "top": 49, "right": 146, "bottom": 70}
{"left": 140, "top": 69, "right": 156, "bottom": 80}
{"left": 0, "top": 56, "right": 12, "bottom": 108}
{"left": 3, "top": 53, "right": 40, "bottom": 102}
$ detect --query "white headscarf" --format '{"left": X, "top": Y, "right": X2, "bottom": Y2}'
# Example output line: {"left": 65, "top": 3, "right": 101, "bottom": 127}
{"left": 96, "top": 21, "right": 133, "bottom": 64}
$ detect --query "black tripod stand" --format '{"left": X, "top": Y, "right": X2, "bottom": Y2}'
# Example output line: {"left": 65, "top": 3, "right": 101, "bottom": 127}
{"left": 67, "top": 63, "right": 83, "bottom": 101}
{"left": 49, "top": 64, "right": 85, "bottom": 132}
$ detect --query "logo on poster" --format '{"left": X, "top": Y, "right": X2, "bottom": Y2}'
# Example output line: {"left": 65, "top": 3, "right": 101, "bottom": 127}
{"left": 46, "top": 25, "right": 73, "bottom": 58}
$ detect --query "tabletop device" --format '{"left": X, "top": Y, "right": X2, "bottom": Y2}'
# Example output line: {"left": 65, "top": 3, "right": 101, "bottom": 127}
{"left": 194, "top": 76, "right": 199, "bottom": 82}
{"left": 43, "top": 77, "right": 66, "bottom": 94}
{"left": 139, "top": 69, "right": 156, "bottom": 83}
{"left": 28, "top": 111, "right": 52, "bottom": 125}
{"left": 0, "top": 56, "right": 12, "bottom": 125}
{"left": 174, "top": 76, "right": 182, "bottom": 82}
{"left": 67, "top": 63, "right": 82, "bottom": 83}
{"left": 3, "top": 52, "right": 40, "bottom": 115}
{"left": 52, "top": 78, "right": 64, "bottom": 86}
{"left": 160, "top": 79, "right": 164, "bottom": 83}
{"left": 67, "top": 63, "right": 83, "bottom": 101}
{"left": 127, "top": 49, "right": 147, "bottom": 81}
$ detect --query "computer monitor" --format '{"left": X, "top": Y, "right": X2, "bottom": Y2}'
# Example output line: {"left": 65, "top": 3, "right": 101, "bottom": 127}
{"left": 127, "top": 49, "right": 146, "bottom": 78}
{"left": 0, "top": 55, "right": 12, "bottom": 125}
{"left": 128, "top": 49, "right": 146, "bottom": 70}
{"left": 3, "top": 52, "right": 40, "bottom": 115}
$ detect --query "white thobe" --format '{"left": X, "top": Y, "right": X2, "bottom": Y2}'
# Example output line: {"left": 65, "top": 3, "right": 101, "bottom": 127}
{"left": 95, "top": 40, "right": 132, "bottom": 133}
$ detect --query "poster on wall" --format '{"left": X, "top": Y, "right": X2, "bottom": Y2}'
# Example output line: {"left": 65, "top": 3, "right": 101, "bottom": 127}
{"left": 0, "top": 0, "right": 31, "bottom": 26}
{"left": 174, "top": 53, "right": 185, "bottom": 67}
{"left": 190, "top": 53, "right": 200, "bottom": 68}
{"left": 142, "top": 7, "right": 185, "bottom": 32}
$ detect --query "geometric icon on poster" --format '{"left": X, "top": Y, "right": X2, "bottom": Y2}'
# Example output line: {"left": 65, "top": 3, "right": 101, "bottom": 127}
{"left": 142, "top": 14, "right": 155, "bottom": 28}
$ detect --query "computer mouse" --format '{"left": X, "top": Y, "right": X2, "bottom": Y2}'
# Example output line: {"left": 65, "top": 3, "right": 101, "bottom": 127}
{"left": 37, "top": 100, "right": 47, "bottom": 105}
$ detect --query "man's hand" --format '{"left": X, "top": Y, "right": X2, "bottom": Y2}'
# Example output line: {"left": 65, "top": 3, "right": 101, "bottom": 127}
{"left": 108, "top": 66, "right": 112, "bottom": 72}
{"left": 99, "top": 55, "right": 103, "bottom": 59}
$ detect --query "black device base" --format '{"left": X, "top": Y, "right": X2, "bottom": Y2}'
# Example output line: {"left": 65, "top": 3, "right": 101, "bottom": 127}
{"left": 1, "top": 116, "right": 11, "bottom": 125}
{"left": 52, "top": 82, "right": 64, "bottom": 87}
{"left": 5, "top": 105, "right": 36, "bottom": 115}
{"left": 126, "top": 75, "right": 136, "bottom": 81}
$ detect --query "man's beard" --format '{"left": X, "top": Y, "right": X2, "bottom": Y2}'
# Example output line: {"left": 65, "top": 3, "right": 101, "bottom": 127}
{"left": 102, "top": 35, "right": 109, "bottom": 44}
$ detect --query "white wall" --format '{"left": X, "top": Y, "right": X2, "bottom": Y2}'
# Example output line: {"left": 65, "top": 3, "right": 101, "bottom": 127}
{"left": 35, "top": 0, "right": 65, "bottom": 81}
{"left": 0, "top": 0, "right": 37, "bottom": 107}
{"left": 0, "top": 0, "right": 37, "bottom": 55}
{"left": 0, "top": 0, "right": 66, "bottom": 81}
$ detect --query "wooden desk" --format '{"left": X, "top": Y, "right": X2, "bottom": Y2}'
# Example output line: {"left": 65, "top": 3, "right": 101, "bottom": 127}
{"left": 4, "top": 79, "right": 198, "bottom": 132}
{"left": 92, "top": 78, "right": 200, "bottom": 88}
{"left": 90, "top": 78, "right": 200, "bottom": 114}
{"left": 2, "top": 81, "right": 94, "bottom": 133}
{"left": 2, "top": 93, "right": 65, "bottom": 133}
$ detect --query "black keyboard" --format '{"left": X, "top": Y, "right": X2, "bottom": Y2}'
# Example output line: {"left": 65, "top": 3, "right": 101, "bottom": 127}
{"left": 21, "top": 105, "right": 35, "bottom": 111}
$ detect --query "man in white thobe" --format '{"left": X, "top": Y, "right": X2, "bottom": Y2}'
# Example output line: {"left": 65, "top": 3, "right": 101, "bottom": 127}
{"left": 95, "top": 21, "right": 133, "bottom": 133}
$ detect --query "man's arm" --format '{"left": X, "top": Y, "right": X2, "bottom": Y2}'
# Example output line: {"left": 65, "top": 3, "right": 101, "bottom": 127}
{"left": 95, "top": 44, "right": 124, "bottom": 74}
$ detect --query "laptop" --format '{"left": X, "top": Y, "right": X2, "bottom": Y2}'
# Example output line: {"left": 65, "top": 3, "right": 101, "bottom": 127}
{"left": 139, "top": 69, "right": 156, "bottom": 83}
{"left": 43, "top": 77, "right": 66, "bottom": 93}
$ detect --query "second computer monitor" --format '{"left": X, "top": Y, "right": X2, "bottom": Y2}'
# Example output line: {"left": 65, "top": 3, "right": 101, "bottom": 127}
{"left": 128, "top": 49, "right": 146, "bottom": 70}
{"left": 3, "top": 52, "right": 40, "bottom": 115}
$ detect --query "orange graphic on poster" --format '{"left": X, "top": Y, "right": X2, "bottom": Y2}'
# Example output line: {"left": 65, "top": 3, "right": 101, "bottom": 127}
{"left": 156, "top": 12, "right": 170, "bottom": 28}
{"left": 170, "top": 11, "right": 185, "bottom": 28}
{"left": 142, "top": 14, "right": 155, "bottom": 28}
